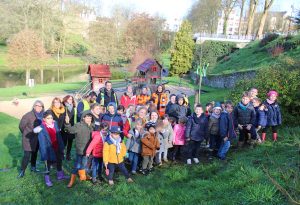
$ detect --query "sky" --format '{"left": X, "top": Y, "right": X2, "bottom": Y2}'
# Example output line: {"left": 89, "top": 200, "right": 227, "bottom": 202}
{"left": 97, "top": 0, "right": 299, "bottom": 28}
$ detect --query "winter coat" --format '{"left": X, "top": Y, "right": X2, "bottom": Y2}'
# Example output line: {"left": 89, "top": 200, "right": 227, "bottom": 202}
{"left": 233, "top": 102, "right": 256, "bottom": 126}
{"left": 86, "top": 131, "right": 105, "bottom": 158}
{"left": 96, "top": 88, "right": 118, "bottom": 107}
{"left": 136, "top": 94, "right": 151, "bottom": 105}
{"left": 219, "top": 111, "right": 237, "bottom": 140}
{"left": 120, "top": 94, "right": 137, "bottom": 108}
{"left": 38, "top": 122, "right": 64, "bottom": 161}
{"left": 254, "top": 107, "right": 267, "bottom": 128}
{"left": 76, "top": 99, "right": 90, "bottom": 122}
{"left": 166, "top": 102, "right": 178, "bottom": 118}
{"left": 48, "top": 109, "right": 65, "bottom": 131}
{"left": 141, "top": 132, "right": 160, "bottom": 157}
{"left": 208, "top": 115, "right": 220, "bottom": 136}
{"left": 157, "top": 123, "right": 174, "bottom": 151}
{"left": 263, "top": 100, "right": 282, "bottom": 126}
{"left": 126, "top": 128, "right": 143, "bottom": 154}
{"left": 64, "top": 113, "right": 94, "bottom": 155}
{"left": 103, "top": 137, "right": 127, "bottom": 164}
{"left": 19, "top": 110, "right": 41, "bottom": 152}
{"left": 101, "top": 112, "right": 123, "bottom": 130}
{"left": 173, "top": 124, "right": 186, "bottom": 145}
{"left": 61, "top": 107, "right": 75, "bottom": 140}
{"left": 152, "top": 92, "right": 168, "bottom": 117}
{"left": 185, "top": 113, "right": 208, "bottom": 142}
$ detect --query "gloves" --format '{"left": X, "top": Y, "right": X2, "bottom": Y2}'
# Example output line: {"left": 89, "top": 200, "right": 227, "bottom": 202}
{"left": 33, "top": 126, "right": 42, "bottom": 133}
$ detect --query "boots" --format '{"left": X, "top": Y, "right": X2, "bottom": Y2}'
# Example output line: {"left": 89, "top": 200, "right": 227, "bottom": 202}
{"left": 78, "top": 169, "right": 87, "bottom": 181}
{"left": 17, "top": 170, "right": 25, "bottom": 178}
{"left": 273, "top": 133, "right": 277, "bottom": 142}
{"left": 261, "top": 133, "right": 266, "bottom": 142}
{"left": 30, "top": 166, "right": 40, "bottom": 172}
{"left": 237, "top": 141, "right": 244, "bottom": 149}
{"left": 67, "top": 174, "right": 76, "bottom": 188}
{"left": 57, "top": 170, "right": 69, "bottom": 180}
{"left": 44, "top": 175, "right": 53, "bottom": 187}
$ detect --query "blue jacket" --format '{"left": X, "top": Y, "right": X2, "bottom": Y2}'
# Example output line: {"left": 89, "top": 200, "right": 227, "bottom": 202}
{"left": 185, "top": 113, "right": 208, "bottom": 142}
{"left": 264, "top": 100, "right": 282, "bottom": 126}
{"left": 38, "top": 122, "right": 64, "bottom": 161}
{"left": 219, "top": 111, "right": 237, "bottom": 140}
{"left": 254, "top": 107, "right": 267, "bottom": 127}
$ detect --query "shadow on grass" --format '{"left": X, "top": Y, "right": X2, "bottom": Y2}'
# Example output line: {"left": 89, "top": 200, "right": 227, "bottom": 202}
{"left": 3, "top": 133, "right": 22, "bottom": 169}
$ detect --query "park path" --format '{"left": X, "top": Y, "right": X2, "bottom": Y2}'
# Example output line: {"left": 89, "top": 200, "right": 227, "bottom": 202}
{"left": 0, "top": 85, "right": 195, "bottom": 119}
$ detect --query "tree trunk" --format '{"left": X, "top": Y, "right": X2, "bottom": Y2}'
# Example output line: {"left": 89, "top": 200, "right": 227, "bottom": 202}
{"left": 57, "top": 66, "right": 60, "bottom": 83}
{"left": 223, "top": 16, "right": 229, "bottom": 35}
{"left": 40, "top": 68, "right": 44, "bottom": 84}
{"left": 256, "top": 0, "right": 274, "bottom": 39}
{"left": 26, "top": 68, "right": 30, "bottom": 85}
{"left": 238, "top": 0, "right": 245, "bottom": 37}
{"left": 245, "top": 0, "right": 258, "bottom": 37}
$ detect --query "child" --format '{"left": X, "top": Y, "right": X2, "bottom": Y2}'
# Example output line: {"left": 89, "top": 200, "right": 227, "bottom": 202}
{"left": 117, "top": 105, "right": 127, "bottom": 125}
{"left": 208, "top": 102, "right": 222, "bottom": 158}
{"left": 156, "top": 115, "right": 173, "bottom": 165}
{"left": 65, "top": 112, "right": 94, "bottom": 188}
{"left": 86, "top": 122, "right": 109, "bottom": 184}
{"left": 185, "top": 104, "right": 208, "bottom": 165}
{"left": 252, "top": 97, "right": 267, "bottom": 142}
{"left": 249, "top": 88, "right": 259, "bottom": 102}
{"left": 218, "top": 101, "right": 237, "bottom": 160}
{"left": 37, "top": 111, "right": 68, "bottom": 187}
{"left": 172, "top": 116, "right": 187, "bottom": 161}
{"left": 103, "top": 126, "right": 133, "bottom": 185}
{"left": 233, "top": 92, "right": 257, "bottom": 147}
{"left": 141, "top": 122, "right": 160, "bottom": 174}
{"left": 262, "top": 90, "right": 282, "bottom": 142}
{"left": 126, "top": 118, "right": 144, "bottom": 174}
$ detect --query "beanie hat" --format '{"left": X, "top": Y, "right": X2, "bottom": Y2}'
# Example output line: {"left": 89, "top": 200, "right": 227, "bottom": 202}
{"left": 145, "top": 121, "right": 156, "bottom": 131}
{"left": 267, "top": 90, "right": 278, "bottom": 97}
{"left": 213, "top": 102, "right": 222, "bottom": 110}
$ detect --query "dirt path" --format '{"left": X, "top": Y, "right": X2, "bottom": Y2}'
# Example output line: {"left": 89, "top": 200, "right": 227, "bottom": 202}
{"left": 0, "top": 85, "right": 195, "bottom": 119}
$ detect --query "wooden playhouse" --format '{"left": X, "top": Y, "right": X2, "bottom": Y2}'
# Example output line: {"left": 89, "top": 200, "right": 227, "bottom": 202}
{"left": 87, "top": 64, "right": 111, "bottom": 92}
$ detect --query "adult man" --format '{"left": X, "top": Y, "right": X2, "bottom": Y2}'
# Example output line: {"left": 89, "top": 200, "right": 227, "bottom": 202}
{"left": 96, "top": 81, "right": 118, "bottom": 108}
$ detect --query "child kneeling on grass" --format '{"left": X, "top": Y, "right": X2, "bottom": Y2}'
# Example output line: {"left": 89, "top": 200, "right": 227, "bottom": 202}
{"left": 103, "top": 126, "right": 133, "bottom": 185}
{"left": 218, "top": 101, "right": 237, "bottom": 160}
{"left": 86, "top": 122, "right": 109, "bottom": 184}
{"left": 37, "top": 110, "right": 68, "bottom": 187}
{"left": 65, "top": 112, "right": 94, "bottom": 188}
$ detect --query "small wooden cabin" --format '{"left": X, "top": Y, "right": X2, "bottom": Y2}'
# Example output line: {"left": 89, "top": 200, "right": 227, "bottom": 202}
{"left": 134, "top": 59, "right": 163, "bottom": 85}
{"left": 87, "top": 64, "right": 111, "bottom": 92}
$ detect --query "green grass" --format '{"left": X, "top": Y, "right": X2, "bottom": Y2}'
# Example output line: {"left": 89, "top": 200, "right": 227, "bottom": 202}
{"left": 0, "top": 112, "right": 299, "bottom": 204}
{"left": 210, "top": 34, "right": 300, "bottom": 75}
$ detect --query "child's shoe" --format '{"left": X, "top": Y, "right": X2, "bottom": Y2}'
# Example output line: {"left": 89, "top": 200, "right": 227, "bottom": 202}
{"left": 193, "top": 158, "right": 199, "bottom": 164}
{"left": 44, "top": 175, "right": 53, "bottom": 187}
{"left": 67, "top": 174, "right": 76, "bottom": 188}
{"left": 92, "top": 177, "right": 97, "bottom": 184}
{"left": 131, "top": 171, "right": 137, "bottom": 175}
{"left": 108, "top": 180, "right": 114, "bottom": 185}
{"left": 187, "top": 159, "right": 192, "bottom": 165}
{"left": 127, "top": 178, "right": 134, "bottom": 183}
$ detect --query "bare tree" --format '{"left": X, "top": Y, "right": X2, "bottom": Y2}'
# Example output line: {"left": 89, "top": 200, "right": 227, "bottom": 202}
{"left": 238, "top": 0, "right": 246, "bottom": 37}
{"left": 245, "top": 0, "right": 259, "bottom": 37}
{"left": 222, "top": 0, "right": 238, "bottom": 35}
{"left": 256, "top": 0, "right": 274, "bottom": 39}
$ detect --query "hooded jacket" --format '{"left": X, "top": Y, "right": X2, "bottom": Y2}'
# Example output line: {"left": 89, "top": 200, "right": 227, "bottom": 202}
{"left": 185, "top": 113, "right": 208, "bottom": 141}
{"left": 86, "top": 131, "right": 106, "bottom": 158}
{"left": 101, "top": 103, "right": 123, "bottom": 131}
{"left": 263, "top": 100, "right": 282, "bottom": 126}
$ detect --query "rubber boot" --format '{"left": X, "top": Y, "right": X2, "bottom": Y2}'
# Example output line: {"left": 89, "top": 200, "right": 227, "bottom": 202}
{"left": 261, "top": 133, "right": 266, "bottom": 142}
{"left": 67, "top": 174, "right": 76, "bottom": 188}
{"left": 273, "top": 133, "right": 277, "bottom": 142}
{"left": 44, "top": 175, "right": 53, "bottom": 187}
{"left": 57, "top": 170, "right": 69, "bottom": 180}
{"left": 17, "top": 170, "right": 25, "bottom": 178}
{"left": 78, "top": 169, "right": 87, "bottom": 181}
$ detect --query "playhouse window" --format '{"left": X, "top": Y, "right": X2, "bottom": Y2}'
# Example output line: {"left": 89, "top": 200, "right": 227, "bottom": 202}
{"left": 151, "top": 66, "right": 157, "bottom": 72}
{"left": 99, "top": 78, "right": 103, "bottom": 83}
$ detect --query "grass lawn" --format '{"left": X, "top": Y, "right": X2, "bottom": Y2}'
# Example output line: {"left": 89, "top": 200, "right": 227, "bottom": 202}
{"left": 0, "top": 112, "right": 299, "bottom": 204}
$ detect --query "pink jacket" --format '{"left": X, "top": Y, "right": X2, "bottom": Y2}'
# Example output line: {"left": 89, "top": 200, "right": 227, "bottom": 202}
{"left": 173, "top": 124, "right": 186, "bottom": 145}
{"left": 86, "top": 131, "right": 105, "bottom": 158}
{"left": 120, "top": 94, "right": 137, "bottom": 109}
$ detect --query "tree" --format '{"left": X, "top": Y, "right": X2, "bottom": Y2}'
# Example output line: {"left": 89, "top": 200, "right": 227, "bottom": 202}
{"left": 292, "top": 10, "right": 300, "bottom": 30}
{"left": 256, "top": 0, "right": 274, "bottom": 39}
{"left": 187, "top": 0, "right": 221, "bottom": 34}
{"left": 238, "top": 0, "right": 246, "bottom": 37}
{"left": 170, "top": 20, "right": 195, "bottom": 76}
{"left": 245, "top": 0, "right": 259, "bottom": 37}
{"left": 8, "top": 29, "right": 47, "bottom": 85}
{"left": 222, "top": 0, "right": 238, "bottom": 35}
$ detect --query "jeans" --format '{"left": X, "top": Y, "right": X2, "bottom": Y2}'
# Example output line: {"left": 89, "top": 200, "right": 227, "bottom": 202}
{"left": 187, "top": 140, "right": 202, "bottom": 159}
{"left": 128, "top": 151, "right": 140, "bottom": 172}
{"left": 107, "top": 162, "right": 130, "bottom": 180}
{"left": 218, "top": 140, "right": 231, "bottom": 159}
{"left": 72, "top": 154, "right": 88, "bottom": 174}
{"left": 45, "top": 151, "right": 62, "bottom": 175}
{"left": 21, "top": 150, "right": 38, "bottom": 171}
{"left": 142, "top": 156, "right": 154, "bottom": 170}
{"left": 156, "top": 148, "right": 168, "bottom": 163}
{"left": 92, "top": 157, "right": 103, "bottom": 178}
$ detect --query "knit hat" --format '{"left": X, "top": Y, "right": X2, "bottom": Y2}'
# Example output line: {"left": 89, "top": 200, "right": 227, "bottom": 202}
{"left": 213, "top": 102, "right": 222, "bottom": 110}
{"left": 267, "top": 90, "right": 278, "bottom": 97}
{"left": 110, "top": 126, "right": 122, "bottom": 134}
{"left": 145, "top": 121, "right": 156, "bottom": 131}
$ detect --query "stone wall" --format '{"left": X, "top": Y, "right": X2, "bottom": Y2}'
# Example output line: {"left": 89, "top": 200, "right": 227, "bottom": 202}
{"left": 191, "top": 70, "right": 256, "bottom": 88}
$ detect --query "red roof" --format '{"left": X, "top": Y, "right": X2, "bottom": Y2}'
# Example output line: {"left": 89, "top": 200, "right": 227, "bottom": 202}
{"left": 87, "top": 64, "right": 111, "bottom": 77}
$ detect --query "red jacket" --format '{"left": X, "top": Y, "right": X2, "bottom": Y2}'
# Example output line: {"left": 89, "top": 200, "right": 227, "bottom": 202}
{"left": 120, "top": 94, "right": 137, "bottom": 109}
{"left": 86, "top": 131, "right": 105, "bottom": 158}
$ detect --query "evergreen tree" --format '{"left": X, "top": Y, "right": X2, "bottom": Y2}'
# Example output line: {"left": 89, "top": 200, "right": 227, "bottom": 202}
{"left": 170, "top": 20, "right": 195, "bottom": 76}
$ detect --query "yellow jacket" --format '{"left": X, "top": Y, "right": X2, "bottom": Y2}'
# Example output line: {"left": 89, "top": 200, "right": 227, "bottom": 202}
{"left": 103, "top": 140, "right": 127, "bottom": 164}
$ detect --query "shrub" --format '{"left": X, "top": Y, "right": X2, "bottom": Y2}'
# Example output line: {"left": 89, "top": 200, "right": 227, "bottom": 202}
{"left": 268, "top": 45, "right": 284, "bottom": 57}
{"left": 111, "top": 70, "right": 127, "bottom": 80}
{"left": 230, "top": 62, "right": 300, "bottom": 125}
{"left": 259, "top": 33, "right": 279, "bottom": 47}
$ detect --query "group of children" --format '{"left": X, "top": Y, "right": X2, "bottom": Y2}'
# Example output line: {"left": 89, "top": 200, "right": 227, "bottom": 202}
{"left": 18, "top": 82, "right": 282, "bottom": 188}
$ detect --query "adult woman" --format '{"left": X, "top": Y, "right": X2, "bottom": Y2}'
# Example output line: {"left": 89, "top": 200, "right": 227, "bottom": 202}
{"left": 18, "top": 100, "right": 44, "bottom": 178}
{"left": 61, "top": 95, "right": 76, "bottom": 160}
{"left": 152, "top": 84, "right": 168, "bottom": 117}
{"left": 120, "top": 85, "right": 137, "bottom": 109}
{"left": 49, "top": 97, "right": 66, "bottom": 131}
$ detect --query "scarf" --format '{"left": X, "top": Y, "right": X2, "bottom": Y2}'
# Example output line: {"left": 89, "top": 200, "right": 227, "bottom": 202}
{"left": 267, "top": 99, "right": 276, "bottom": 105}
{"left": 238, "top": 102, "right": 249, "bottom": 111}
{"left": 65, "top": 103, "right": 73, "bottom": 113}
{"left": 34, "top": 110, "right": 44, "bottom": 125}
{"left": 51, "top": 106, "right": 65, "bottom": 118}
{"left": 109, "top": 135, "right": 122, "bottom": 154}
{"left": 42, "top": 121, "right": 58, "bottom": 151}
{"left": 211, "top": 113, "right": 220, "bottom": 119}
